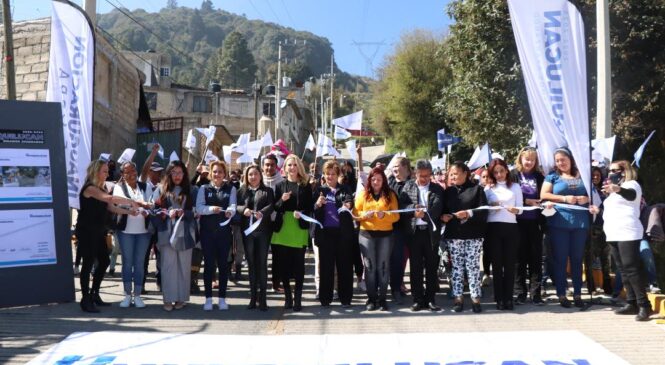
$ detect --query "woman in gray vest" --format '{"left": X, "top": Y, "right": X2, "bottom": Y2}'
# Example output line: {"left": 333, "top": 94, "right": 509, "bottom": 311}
{"left": 196, "top": 160, "right": 237, "bottom": 311}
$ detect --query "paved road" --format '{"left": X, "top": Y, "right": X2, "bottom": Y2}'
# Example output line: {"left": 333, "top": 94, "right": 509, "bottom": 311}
{"left": 1, "top": 252, "right": 664, "bottom": 364}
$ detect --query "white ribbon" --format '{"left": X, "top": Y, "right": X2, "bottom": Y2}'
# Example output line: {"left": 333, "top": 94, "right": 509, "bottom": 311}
{"left": 218, "top": 216, "right": 233, "bottom": 227}
{"left": 169, "top": 214, "right": 184, "bottom": 244}
{"left": 298, "top": 212, "right": 323, "bottom": 228}
{"left": 338, "top": 206, "right": 361, "bottom": 219}
{"left": 244, "top": 215, "right": 263, "bottom": 236}
{"left": 551, "top": 203, "right": 591, "bottom": 211}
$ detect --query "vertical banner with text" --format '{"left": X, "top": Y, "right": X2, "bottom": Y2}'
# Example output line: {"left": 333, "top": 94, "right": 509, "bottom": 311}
{"left": 508, "top": 0, "right": 591, "bottom": 194}
{"left": 46, "top": 0, "right": 95, "bottom": 209}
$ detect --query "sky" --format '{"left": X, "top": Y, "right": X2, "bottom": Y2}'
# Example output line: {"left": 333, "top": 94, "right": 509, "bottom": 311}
{"left": 12, "top": 0, "right": 453, "bottom": 78}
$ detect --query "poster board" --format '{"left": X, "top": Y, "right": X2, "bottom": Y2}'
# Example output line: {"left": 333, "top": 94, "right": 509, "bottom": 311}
{"left": 0, "top": 100, "right": 75, "bottom": 307}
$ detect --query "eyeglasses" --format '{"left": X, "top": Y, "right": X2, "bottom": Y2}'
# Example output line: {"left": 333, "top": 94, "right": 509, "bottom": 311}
{"left": 170, "top": 172, "right": 184, "bottom": 177}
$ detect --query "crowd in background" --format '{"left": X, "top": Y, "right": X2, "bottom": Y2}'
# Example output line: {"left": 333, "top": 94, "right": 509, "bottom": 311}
{"left": 72, "top": 143, "right": 663, "bottom": 322}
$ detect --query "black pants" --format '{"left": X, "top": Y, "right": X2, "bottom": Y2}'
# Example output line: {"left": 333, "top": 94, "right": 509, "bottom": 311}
{"left": 514, "top": 219, "right": 543, "bottom": 299}
{"left": 390, "top": 229, "right": 408, "bottom": 293}
{"left": 317, "top": 227, "right": 354, "bottom": 305}
{"left": 143, "top": 231, "right": 160, "bottom": 288}
{"left": 270, "top": 243, "right": 282, "bottom": 289}
{"left": 488, "top": 222, "right": 519, "bottom": 304}
{"left": 352, "top": 227, "right": 364, "bottom": 278}
{"left": 243, "top": 231, "right": 270, "bottom": 299}
{"left": 609, "top": 240, "right": 649, "bottom": 307}
{"left": 201, "top": 227, "right": 232, "bottom": 298}
{"left": 585, "top": 225, "right": 613, "bottom": 295}
{"left": 482, "top": 238, "right": 492, "bottom": 276}
{"left": 272, "top": 244, "right": 306, "bottom": 292}
{"left": 408, "top": 228, "right": 439, "bottom": 304}
{"left": 77, "top": 227, "right": 110, "bottom": 295}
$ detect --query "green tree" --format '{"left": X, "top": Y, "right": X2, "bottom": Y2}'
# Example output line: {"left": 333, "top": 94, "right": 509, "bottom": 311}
{"left": 370, "top": 30, "right": 450, "bottom": 157}
{"left": 166, "top": 0, "right": 178, "bottom": 9}
{"left": 213, "top": 31, "right": 258, "bottom": 90}
{"left": 200, "top": 0, "right": 213, "bottom": 13}
{"left": 188, "top": 10, "right": 206, "bottom": 43}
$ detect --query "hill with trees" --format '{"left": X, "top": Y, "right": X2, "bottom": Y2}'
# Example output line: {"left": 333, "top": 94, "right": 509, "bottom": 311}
{"left": 97, "top": 1, "right": 368, "bottom": 92}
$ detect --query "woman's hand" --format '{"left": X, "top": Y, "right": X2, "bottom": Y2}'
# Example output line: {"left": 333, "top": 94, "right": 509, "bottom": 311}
{"left": 525, "top": 198, "right": 540, "bottom": 207}
{"left": 506, "top": 206, "right": 519, "bottom": 214}
{"left": 563, "top": 195, "right": 576, "bottom": 204}
{"left": 589, "top": 205, "right": 600, "bottom": 214}
{"left": 315, "top": 192, "right": 326, "bottom": 208}
{"left": 376, "top": 211, "right": 385, "bottom": 219}
{"left": 414, "top": 205, "right": 426, "bottom": 219}
{"left": 212, "top": 206, "right": 223, "bottom": 214}
{"left": 281, "top": 191, "right": 292, "bottom": 202}
{"left": 441, "top": 214, "right": 453, "bottom": 223}
{"left": 543, "top": 201, "right": 555, "bottom": 209}
{"left": 362, "top": 210, "right": 375, "bottom": 219}
{"left": 224, "top": 209, "right": 233, "bottom": 218}
{"left": 575, "top": 196, "right": 589, "bottom": 205}
{"left": 602, "top": 183, "right": 620, "bottom": 195}
{"left": 453, "top": 210, "right": 469, "bottom": 220}
{"left": 169, "top": 209, "right": 177, "bottom": 219}
{"left": 254, "top": 211, "right": 263, "bottom": 220}
{"left": 243, "top": 208, "right": 253, "bottom": 217}
{"left": 293, "top": 211, "right": 302, "bottom": 219}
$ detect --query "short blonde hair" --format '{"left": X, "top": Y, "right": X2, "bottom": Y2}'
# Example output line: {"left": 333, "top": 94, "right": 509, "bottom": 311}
{"left": 322, "top": 160, "right": 341, "bottom": 176}
{"left": 283, "top": 154, "right": 309, "bottom": 186}
{"left": 514, "top": 147, "right": 541, "bottom": 173}
{"left": 611, "top": 160, "right": 638, "bottom": 182}
{"left": 208, "top": 160, "right": 228, "bottom": 177}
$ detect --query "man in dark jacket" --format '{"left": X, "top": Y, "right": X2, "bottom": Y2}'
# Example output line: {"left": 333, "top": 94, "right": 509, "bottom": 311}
{"left": 399, "top": 159, "right": 444, "bottom": 311}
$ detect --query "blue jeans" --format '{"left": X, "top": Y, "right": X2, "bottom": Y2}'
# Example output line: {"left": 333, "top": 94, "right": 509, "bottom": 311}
{"left": 117, "top": 231, "right": 151, "bottom": 294}
{"left": 549, "top": 227, "right": 587, "bottom": 297}
{"left": 359, "top": 234, "right": 393, "bottom": 302}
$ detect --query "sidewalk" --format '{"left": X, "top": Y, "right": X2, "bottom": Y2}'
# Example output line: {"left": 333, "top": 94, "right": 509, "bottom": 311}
{"left": 2, "top": 252, "right": 664, "bottom": 364}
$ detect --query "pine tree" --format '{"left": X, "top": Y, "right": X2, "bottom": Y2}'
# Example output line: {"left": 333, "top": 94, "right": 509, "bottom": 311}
{"left": 213, "top": 31, "right": 258, "bottom": 90}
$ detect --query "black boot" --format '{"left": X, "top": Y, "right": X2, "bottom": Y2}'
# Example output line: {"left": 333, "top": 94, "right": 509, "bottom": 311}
{"left": 92, "top": 291, "right": 111, "bottom": 307}
{"left": 80, "top": 294, "right": 99, "bottom": 313}
{"left": 247, "top": 292, "right": 257, "bottom": 310}
{"left": 636, "top": 306, "right": 652, "bottom": 321}
{"left": 283, "top": 285, "right": 293, "bottom": 309}
{"left": 293, "top": 287, "right": 302, "bottom": 312}
{"left": 615, "top": 302, "right": 639, "bottom": 315}
{"left": 259, "top": 291, "right": 268, "bottom": 312}
{"left": 234, "top": 264, "right": 242, "bottom": 282}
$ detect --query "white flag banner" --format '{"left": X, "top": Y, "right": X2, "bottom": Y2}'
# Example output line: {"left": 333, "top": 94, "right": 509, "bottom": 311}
{"left": 196, "top": 126, "right": 217, "bottom": 147}
{"left": 528, "top": 130, "right": 538, "bottom": 148}
{"left": 204, "top": 150, "right": 219, "bottom": 164}
{"left": 169, "top": 151, "right": 180, "bottom": 163}
{"left": 633, "top": 130, "right": 656, "bottom": 168}
{"left": 334, "top": 125, "right": 352, "bottom": 140}
{"left": 233, "top": 133, "right": 252, "bottom": 155}
{"left": 332, "top": 110, "right": 363, "bottom": 130}
{"left": 117, "top": 148, "right": 136, "bottom": 164}
{"left": 345, "top": 140, "right": 358, "bottom": 161}
{"left": 315, "top": 133, "right": 341, "bottom": 158}
{"left": 305, "top": 133, "right": 316, "bottom": 151}
{"left": 508, "top": 0, "right": 591, "bottom": 194}
{"left": 98, "top": 153, "right": 111, "bottom": 162}
{"left": 185, "top": 129, "right": 197, "bottom": 153}
{"left": 46, "top": 1, "right": 94, "bottom": 209}
{"left": 261, "top": 130, "right": 274, "bottom": 147}
{"left": 468, "top": 143, "right": 491, "bottom": 170}
{"left": 236, "top": 154, "right": 255, "bottom": 163}
{"left": 591, "top": 135, "right": 616, "bottom": 164}
{"left": 247, "top": 139, "right": 264, "bottom": 159}
{"left": 222, "top": 145, "right": 233, "bottom": 164}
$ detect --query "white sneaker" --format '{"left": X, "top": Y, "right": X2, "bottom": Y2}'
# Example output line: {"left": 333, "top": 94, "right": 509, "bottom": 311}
{"left": 218, "top": 298, "right": 229, "bottom": 310}
{"left": 203, "top": 297, "right": 213, "bottom": 311}
{"left": 133, "top": 296, "right": 146, "bottom": 308}
{"left": 119, "top": 295, "right": 132, "bottom": 308}
{"left": 650, "top": 285, "right": 661, "bottom": 294}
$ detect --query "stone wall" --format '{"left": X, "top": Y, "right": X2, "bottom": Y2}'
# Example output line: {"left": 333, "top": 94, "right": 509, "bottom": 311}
{"left": 0, "top": 18, "right": 142, "bottom": 158}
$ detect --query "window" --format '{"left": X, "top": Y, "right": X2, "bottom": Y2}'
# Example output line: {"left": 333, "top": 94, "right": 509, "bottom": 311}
{"left": 193, "top": 95, "right": 212, "bottom": 113}
{"left": 145, "top": 92, "right": 157, "bottom": 111}
{"left": 262, "top": 102, "right": 275, "bottom": 117}
{"left": 160, "top": 67, "right": 170, "bottom": 77}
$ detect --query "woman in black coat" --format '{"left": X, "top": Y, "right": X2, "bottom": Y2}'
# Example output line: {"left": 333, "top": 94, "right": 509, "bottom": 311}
{"left": 313, "top": 160, "right": 356, "bottom": 307}
{"left": 236, "top": 165, "right": 275, "bottom": 311}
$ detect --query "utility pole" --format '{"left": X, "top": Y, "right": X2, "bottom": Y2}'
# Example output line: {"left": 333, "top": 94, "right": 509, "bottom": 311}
{"left": 329, "top": 53, "right": 334, "bottom": 138}
{"left": 83, "top": 0, "right": 97, "bottom": 25}
{"left": 596, "top": 0, "right": 612, "bottom": 139}
{"left": 2, "top": 0, "right": 16, "bottom": 100}
{"left": 320, "top": 75, "right": 325, "bottom": 136}
{"left": 275, "top": 41, "right": 282, "bottom": 139}
{"left": 253, "top": 80, "right": 261, "bottom": 140}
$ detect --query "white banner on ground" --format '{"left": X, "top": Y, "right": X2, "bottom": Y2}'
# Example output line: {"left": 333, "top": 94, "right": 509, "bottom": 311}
{"left": 46, "top": 1, "right": 94, "bottom": 209}
{"left": 332, "top": 110, "right": 363, "bottom": 130}
{"left": 29, "top": 331, "right": 629, "bottom": 365}
{"left": 508, "top": 0, "right": 591, "bottom": 195}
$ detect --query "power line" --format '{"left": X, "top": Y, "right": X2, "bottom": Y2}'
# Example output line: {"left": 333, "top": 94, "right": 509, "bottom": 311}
{"left": 247, "top": 0, "right": 265, "bottom": 19}
{"left": 103, "top": 0, "right": 215, "bottom": 76}
{"left": 97, "top": 26, "right": 161, "bottom": 76}
{"left": 263, "top": 0, "right": 282, "bottom": 24}
{"left": 279, "top": 0, "right": 297, "bottom": 29}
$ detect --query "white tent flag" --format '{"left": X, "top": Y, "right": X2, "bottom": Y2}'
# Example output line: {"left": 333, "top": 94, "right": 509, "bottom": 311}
{"left": 185, "top": 129, "right": 197, "bottom": 153}
{"left": 196, "top": 126, "right": 217, "bottom": 147}
{"left": 333, "top": 110, "right": 363, "bottom": 130}
{"left": 305, "top": 133, "right": 316, "bottom": 151}
{"left": 334, "top": 125, "right": 352, "bottom": 140}
{"left": 468, "top": 143, "right": 491, "bottom": 170}
{"left": 46, "top": 1, "right": 94, "bottom": 209}
{"left": 169, "top": 151, "right": 180, "bottom": 163}
{"left": 117, "top": 148, "right": 136, "bottom": 164}
{"left": 508, "top": 0, "right": 591, "bottom": 193}
{"left": 316, "top": 133, "right": 341, "bottom": 158}
{"left": 345, "top": 139, "right": 358, "bottom": 161}
{"left": 204, "top": 150, "right": 219, "bottom": 164}
{"left": 261, "top": 130, "right": 274, "bottom": 147}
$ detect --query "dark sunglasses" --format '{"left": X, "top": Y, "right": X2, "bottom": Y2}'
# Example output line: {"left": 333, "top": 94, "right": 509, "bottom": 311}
{"left": 609, "top": 168, "right": 623, "bottom": 174}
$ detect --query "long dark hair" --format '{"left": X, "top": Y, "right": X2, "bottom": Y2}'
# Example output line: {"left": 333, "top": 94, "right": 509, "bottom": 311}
{"left": 554, "top": 147, "right": 579, "bottom": 177}
{"left": 487, "top": 158, "right": 512, "bottom": 188}
{"left": 160, "top": 160, "right": 193, "bottom": 209}
{"left": 450, "top": 161, "right": 472, "bottom": 185}
{"left": 364, "top": 167, "right": 393, "bottom": 203}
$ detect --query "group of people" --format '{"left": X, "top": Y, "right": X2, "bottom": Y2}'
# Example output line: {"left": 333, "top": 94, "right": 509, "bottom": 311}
{"left": 72, "top": 143, "right": 661, "bottom": 322}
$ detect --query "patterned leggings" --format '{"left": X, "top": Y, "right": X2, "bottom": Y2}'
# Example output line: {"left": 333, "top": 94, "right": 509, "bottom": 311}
{"left": 446, "top": 238, "right": 483, "bottom": 299}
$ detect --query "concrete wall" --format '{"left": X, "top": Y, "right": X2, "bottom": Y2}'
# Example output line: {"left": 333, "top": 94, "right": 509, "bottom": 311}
{"left": 0, "top": 18, "right": 142, "bottom": 159}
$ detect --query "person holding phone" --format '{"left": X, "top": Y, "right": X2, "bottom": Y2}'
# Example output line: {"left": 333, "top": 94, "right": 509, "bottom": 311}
{"left": 590, "top": 161, "right": 652, "bottom": 321}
